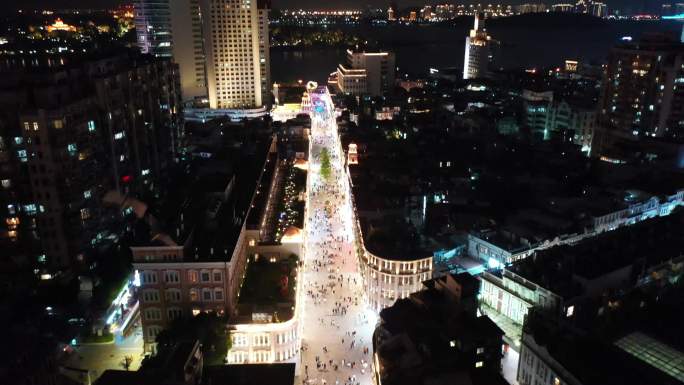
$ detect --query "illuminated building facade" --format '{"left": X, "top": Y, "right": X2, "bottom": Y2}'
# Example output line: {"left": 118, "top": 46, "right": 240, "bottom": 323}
{"left": 463, "top": 13, "right": 491, "bottom": 80}
{"left": 134, "top": 0, "right": 207, "bottom": 100}
{"left": 467, "top": 230, "right": 534, "bottom": 268}
{"left": 131, "top": 135, "right": 274, "bottom": 353}
{"left": 46, "top": 18, "right": 77, "bottom": 33}
{"left": 227, "top": 317, "right": 301, "bottom": 364}
{"left": 517, "top": 3, "right": 548, "bottom": 14}
{"left": 420, "top": 6, "right": 433, "bottom": 21}
{"left": 587, "top": 2, "right": 607, "bottom": 17}
{"left": 201, "top": 0, "right": 271, "bottom": 109}
{"left": 594, "top": 35, "right": 684, "bottom": 160}
{"left": 387, "top": 6, "right": 396, "bottom": 21}
{"left": 134, "top": 252, "right": 244, "bottom": 353}
{"left": 135, "top": 0, "right": 271, "bottom": 106}
{"left": 479, "top": 270, "right": 558, "bottom": 327}
{"left": 347, "top": 143, "right": 358, "bottom": 164}
{"left": 134, "top": 0, "right": 174, "bottom": 58}
{"left": 359, "top": 250, "right": 433, "bottom": 312}
{"left": 335, "top": 50, "right": 396, "bottom": 97}
{"left": 551, "top": 3, "right": 574, "bottom": 12}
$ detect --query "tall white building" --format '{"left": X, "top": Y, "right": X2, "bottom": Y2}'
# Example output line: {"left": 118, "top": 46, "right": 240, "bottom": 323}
{"left": 463, "top": 13, "right": 491, "bottom": 80}
{"left": 587, "top": 1, "right": 608, "bottom": 18}
{"left": 333, "top": 50, "right": 396, "bottom": 97}
{"left": 201, "top": 0, "right": 271, "bottom": 109}
{"left": 134, "top": 0, "right": 271, "bottom": 107}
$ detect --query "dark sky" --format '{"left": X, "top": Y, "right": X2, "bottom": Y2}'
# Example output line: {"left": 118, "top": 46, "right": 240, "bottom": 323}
{"left": 2, "top": 0, "right": 662, "bottom": 13}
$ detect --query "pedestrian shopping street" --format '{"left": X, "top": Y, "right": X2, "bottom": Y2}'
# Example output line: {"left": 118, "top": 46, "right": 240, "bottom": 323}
{"left": 298, "top": 91, "right": 377, "bottom": 385}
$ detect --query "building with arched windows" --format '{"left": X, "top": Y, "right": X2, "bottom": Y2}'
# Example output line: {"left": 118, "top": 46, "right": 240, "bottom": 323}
{"left": 132, "top": 132, "right": 275, "bottom": 353}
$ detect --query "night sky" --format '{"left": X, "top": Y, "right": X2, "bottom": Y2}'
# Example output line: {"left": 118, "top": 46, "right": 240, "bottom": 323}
{"left": 2, "top": 0, "right": 664, "bottom": 12}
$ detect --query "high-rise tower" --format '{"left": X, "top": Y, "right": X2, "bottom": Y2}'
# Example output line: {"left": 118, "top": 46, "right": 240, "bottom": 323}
{"left": 134, "top": 0, "right": 271, "bottom": 108}
{"left": 594, "top": 33, "right": 684, "bottom": 162}
{"left": 201, "top": 0, "right": 271, "bottom": 109}
{"left": 463, "top": 13, "right": 491, "bottom": 80}
{"left": 135, "top": 0, "right": 207, "bottom": 100}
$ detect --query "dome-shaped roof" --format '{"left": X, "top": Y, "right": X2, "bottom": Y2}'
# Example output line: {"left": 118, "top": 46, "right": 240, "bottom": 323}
{"left": 281, "top": 226, "right": 302, "bottom": 243}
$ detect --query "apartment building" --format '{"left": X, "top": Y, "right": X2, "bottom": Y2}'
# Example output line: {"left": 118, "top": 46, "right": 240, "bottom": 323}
{"left": 0, "top": 51, "right": 182, "bottom": 271}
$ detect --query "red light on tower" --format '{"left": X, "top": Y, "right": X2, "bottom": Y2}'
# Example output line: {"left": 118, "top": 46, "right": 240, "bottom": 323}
{"left": 121, "top": 175, "right": 132, "bottom": 183}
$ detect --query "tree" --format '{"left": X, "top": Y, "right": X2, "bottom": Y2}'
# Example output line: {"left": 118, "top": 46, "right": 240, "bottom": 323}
{"left": 121, "top": 355, "right": 133, "bottom": 371}
{"left": 153, "top": 313, "right": 229, "bottom": 366}
{"left": 320, "top": 148, "right": 331, "bottom": 180}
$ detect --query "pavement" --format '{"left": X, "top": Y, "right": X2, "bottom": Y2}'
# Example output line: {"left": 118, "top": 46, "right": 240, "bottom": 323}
{"left": 297, "top": 96, "right": 376, "bottom": 385}
{"left": 480, "top": 303, "right": 523, "bottom": 349}
{"left": 60, "top": 322, "right": 144, "bottom": 384}
{"left": 502, "top": 348, "right": 520, "bottom": 385}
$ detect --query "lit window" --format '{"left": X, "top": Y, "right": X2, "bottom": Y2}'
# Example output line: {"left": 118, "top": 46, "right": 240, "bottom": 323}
{"left": 1, "top": 179, "right": 10, "bottom": 189}
{"left": 32, "top": 122, "right": 39, "bottom": 131}
{"left": 475, "top": 361, "right": 483, "bottom": 368}
{"left": 83, "top": 190, "right": 92, "bottom": 199}
{"left": 23, "top": 204, "right": 37, "bottom": 215}
{"left": 114, "top": 132, "right": 124, "bottom": 140}
{"left": 477, "top": 347, "right": 484, "bottom": 354}
{"left": 566, "top": 305, "right": 574, "bottom": 317}
{"left": 188, "top": 270, "right": 199, "bottom": 283}
{"left": 53, "top": 120, "right": 63, "bottom": 129}
{"left": 80, "top": 208, "right": 90, "bottom": 220}
{"left": 87, "top": 120, "right": 96, "bottom": 132}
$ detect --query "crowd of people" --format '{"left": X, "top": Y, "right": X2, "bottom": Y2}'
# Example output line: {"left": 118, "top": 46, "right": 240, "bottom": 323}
{"left": 301, "top": 113, "right": 374, "bottom": 385}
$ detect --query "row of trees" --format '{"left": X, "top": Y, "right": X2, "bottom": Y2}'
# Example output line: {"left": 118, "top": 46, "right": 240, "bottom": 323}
{"left": 320, "top": 147, "right": 332, "bottom": 180}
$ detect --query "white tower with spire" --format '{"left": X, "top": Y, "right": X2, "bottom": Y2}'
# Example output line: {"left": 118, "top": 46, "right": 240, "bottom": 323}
{"left": 463, "top": 13, "right": 491, "bottom": 80}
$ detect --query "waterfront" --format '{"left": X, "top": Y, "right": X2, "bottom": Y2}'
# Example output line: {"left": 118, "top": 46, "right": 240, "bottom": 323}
{"left": 272, "top": 19, "right": 682, "bottom": 83}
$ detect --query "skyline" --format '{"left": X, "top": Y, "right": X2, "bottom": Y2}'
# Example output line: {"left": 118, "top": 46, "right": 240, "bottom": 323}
{"left": 2, "top": 1, "right": 684, "bottom": 385}
{"left": 2, "top": 0, "right": 665, "bottom": 12}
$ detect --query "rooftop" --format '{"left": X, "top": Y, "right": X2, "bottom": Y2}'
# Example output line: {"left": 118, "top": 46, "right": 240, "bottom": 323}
{"left": 509, "top": 209, "right": 684, "bottom": 299}
{"left": 203, "top": 363, "right": 295, "bottom": 385}
{"left": 363, "top": 215, "right": 431, "bottom": 261}
{"left": 375, "top": 273, "right": 505, "bottom": 385}
{"left": 470, "top": 228, "right": 533, "bottom": 253}
{"left": 616, "top": 332, "right": 684, "bottom": 383}
{"left": 524, "top": 308, "right": 681, "bottom": 385}
{"left": 132, "top": 125, "right": 272, "bottom": 263}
